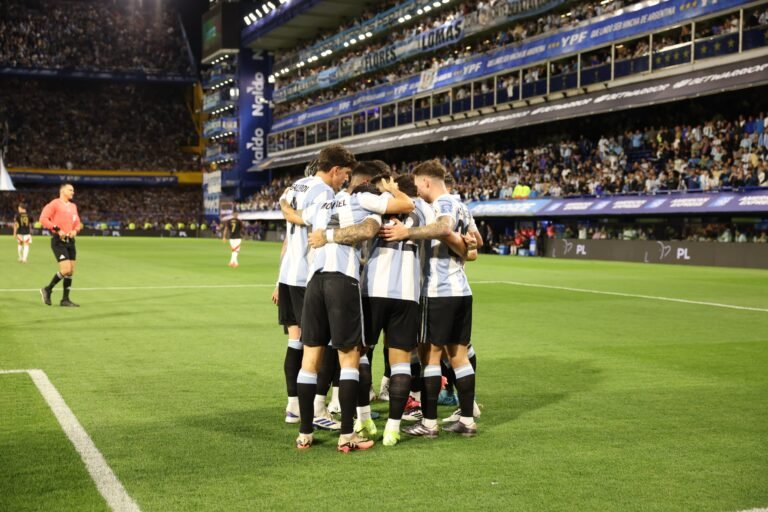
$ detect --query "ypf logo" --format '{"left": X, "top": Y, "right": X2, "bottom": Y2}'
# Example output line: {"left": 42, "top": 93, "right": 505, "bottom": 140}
{"left": 562, "top": 240, "right": 574, "bottom": 255}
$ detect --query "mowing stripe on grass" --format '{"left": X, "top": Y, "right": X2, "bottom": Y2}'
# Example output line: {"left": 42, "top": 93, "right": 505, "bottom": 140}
{"left": 473, "top": 280, "right": 768, "bottom": 313}
{"left": 0, "top": 369, "right": 141, "bottom": 512}
{"left": 0, "top": 284, "right": 276, "bottom": 292}
{"left": 1, "top": 281, "right": 766, "bottom": 312}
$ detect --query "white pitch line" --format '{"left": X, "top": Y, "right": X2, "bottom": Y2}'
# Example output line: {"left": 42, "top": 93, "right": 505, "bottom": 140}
{"left": 0, "top": 369, "right": 141, "bottom": 512}
{"left": 472, "top": 280, "right": 768, "bottom": 313}
{"left": 0, "top": 283, "right": 276, "bottom": 292}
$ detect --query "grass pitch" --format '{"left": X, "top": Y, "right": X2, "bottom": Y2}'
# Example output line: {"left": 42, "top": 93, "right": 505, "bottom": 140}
{"left": 1, "top": 237, "right": 767, "bottom": 512}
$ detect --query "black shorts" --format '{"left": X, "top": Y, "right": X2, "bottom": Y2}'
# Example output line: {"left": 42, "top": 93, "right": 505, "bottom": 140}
{"left": 363, "top": 297, "right": 419, "bottom": 351}
{"left": 51, "top": 236, "right": 76, "bottom": 262}
{"left": 301, "top": 272, "right": 363, "bottom": 350}
{"left": 421, "top": 296, "right": 472, "bottom": 346}
{"left": 278, "top": 283, "right": 305, "bottom": 327}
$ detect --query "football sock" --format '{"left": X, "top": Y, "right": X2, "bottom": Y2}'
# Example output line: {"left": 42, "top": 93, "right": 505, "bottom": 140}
{"left": 317, "top": 346, "right": 337, "bottom": 396}
{"left": 388, "top": 363, "right": 411, "bottom": 421}
{"left": 46, "top": 272, "right": 63, "bottom": 291}
{"left": 339, "top": 368, "right": 359, "bottom": 435}
{"left": 314, "top": 395, "right": 327, "bottom": 417}
{"left": 62, "top": 277, "right": 72, "bottom": 300}
{"left": 454, "top": 364, "right": 476, "bottom": 419}
{"left": 357, "top": 354, "right": 371, "bottom": 408}
{"left": 442, "top": 358, "right": 456, "bottom": 395}
{"left": 422, "top": 365, "right": 441, "bottom": 421}
{"left": 283, "top": 340, "right": 303, "bottom": 398}
{"left": 17, "top": 244, "right": 23, "bottom": 260}
{"left": 22, "top": 245, "right": 29, "bottom": 262}
{"left": 383, "top": 346, "right": 391, "bottom": 378}
{"left": 296, "top": 370, "right": 317, "bottom": 435}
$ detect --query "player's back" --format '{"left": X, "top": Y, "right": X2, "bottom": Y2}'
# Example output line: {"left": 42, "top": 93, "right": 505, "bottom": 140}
{"left": 424, "top": 194, "right": 472, "bottom": 298}
{"left": 309, "top": 191, "right": 383, "bottom": 282}
{"left": 363, "top": 197, "right": 432, "bottom": 302}
{"left": 278, "top": 176, "right": 334, "bottom": 287}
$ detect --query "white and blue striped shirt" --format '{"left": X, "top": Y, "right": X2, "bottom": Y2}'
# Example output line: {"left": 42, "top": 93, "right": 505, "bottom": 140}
{"left": 362, "top": 198, "right": 433, "bottom": 303}
{"left": 278, "top": 176, "right": 334, "bottom": 287}
{"left": 424, "top": 194, "right": 473, "bottom": 298}
{"left": 307, "top": 191, "right": 388, "bottom": 282}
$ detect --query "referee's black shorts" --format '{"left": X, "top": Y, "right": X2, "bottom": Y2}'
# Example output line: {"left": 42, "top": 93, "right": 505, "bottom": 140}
{"left": 363, "top": 296, "right": 419, "bottom": 351}
{"left": 302, "top": 272, "right": 363, "bottom": 350}
{"left": 278, "top": 283, "right": 305, "bottom": 327}
{"left": 421, "top": 295, "right": 472, "bottom": 346}
{"left": 51, "top": 236, "right": 76, "bottom": 262}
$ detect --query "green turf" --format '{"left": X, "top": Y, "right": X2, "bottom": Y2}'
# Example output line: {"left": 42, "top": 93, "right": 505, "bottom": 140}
{"left": 1, "top": 237, "right": 766, "bottom": 511}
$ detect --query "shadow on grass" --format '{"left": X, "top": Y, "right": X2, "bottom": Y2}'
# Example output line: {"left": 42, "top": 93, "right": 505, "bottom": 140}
{"left": 476, "top": 356, "right": 602, "bottom": 428}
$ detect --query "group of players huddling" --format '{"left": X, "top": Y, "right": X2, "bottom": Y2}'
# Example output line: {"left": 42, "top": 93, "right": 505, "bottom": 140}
{"left": 273, "top": 144, "right": 482, "bottom": 452}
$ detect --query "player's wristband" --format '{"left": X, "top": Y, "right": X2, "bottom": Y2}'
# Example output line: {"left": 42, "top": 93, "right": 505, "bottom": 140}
{"left": 325, "top": 229, "right": 334, "bottom": 243}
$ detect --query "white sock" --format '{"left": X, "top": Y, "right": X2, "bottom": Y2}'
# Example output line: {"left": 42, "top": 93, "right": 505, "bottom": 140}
{"left": 330, "top": 386, "right": 340, "bottom": 404}
{"left": 379, "top": 376, "right": 390, "bottom": 391}
{"left": 22, "top": 245, "right": 29, "bottom": 261}
{"left": 232, "top": 252, "right": 238, "bottom": 264}
{"left": 287, "top": 396, "right": 298, "bottom": 411}
{"left": 385, "top": 418, "right": 401, "bottom": 432}
{"left": 357, "top": 405, "right": 371, "bottom": 422}
{"left": 313, "top": 395, "right": 327, "bottom": 416}
{"left": 18, "top": 245, "right": 23, "bottom": 259}
{"left": 460, "top": 416, "right": 475, "bottom": 426}
{"left": 423, "top": 418, "right": 437, "bottom": 429}
{"left": 411, "top": 391, "right": 421, "bottom": 401}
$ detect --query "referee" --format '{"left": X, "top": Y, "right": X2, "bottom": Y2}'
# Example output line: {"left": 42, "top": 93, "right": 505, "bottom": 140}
{"left": 39, "top": 183, "right": 82, "bottom": 307}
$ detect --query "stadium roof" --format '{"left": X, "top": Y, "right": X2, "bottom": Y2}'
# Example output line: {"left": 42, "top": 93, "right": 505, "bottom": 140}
{"left": 242, "top": 0, "right": 377, "bottom": 51}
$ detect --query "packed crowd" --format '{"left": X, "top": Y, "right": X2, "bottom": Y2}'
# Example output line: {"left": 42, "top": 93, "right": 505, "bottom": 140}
{"left": 0, "top": 0, "right": 193, "bottom": 75}
{"left": 274, "top": 0, "right": 638, "bottom": 117}
{"left": 0, "top": 78, "right": 199, "bottom": 171}
{"left": 244, "top": 114, "right": 768, "bottom": 213}
{"left": 274, "top": 2, "right": 768, "bottom": 119}
{"left": 0, "top": 186, "right": 202, "bottom": 227}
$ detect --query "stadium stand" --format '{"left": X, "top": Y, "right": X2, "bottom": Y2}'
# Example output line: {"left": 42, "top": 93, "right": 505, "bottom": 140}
{"left": 238, "top": 112, "right": 767, "bottom": 210}
{"left": 271, "top": 0, "right": 644, "bottom": 118}
{"left": 0, "top": 186, "right": 202, "bottom": 228}
{"left": 0, "top": 78, "right": 199, "bottom": 171}
{"left": 0, "top": 0, "right": 194, "bottom": 76}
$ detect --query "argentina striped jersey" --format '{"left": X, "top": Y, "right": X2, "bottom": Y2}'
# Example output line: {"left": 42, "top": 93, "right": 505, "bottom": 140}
{"left": 307, "top": 191, "right": 388, "bottom": 282}
{"left": 424, "top": 194, "right": 473, "bottom": 298}
{"left": 278, "top": 176, "right": 334, "bottom": 287}
{"left": 362, "top": 198, "right": 434, "bottom": 303}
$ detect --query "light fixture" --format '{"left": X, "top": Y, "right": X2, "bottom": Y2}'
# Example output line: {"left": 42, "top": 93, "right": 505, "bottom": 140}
{"left": 243, "top": 15, "right": 251, "bottom": 25}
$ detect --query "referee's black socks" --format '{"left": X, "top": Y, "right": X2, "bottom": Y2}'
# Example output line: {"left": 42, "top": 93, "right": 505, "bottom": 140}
{"left": 63, "top": 277, "right": 72, "bottom": 299}
{"left": 46, "top": 272, "right": 64, "bottom": 291}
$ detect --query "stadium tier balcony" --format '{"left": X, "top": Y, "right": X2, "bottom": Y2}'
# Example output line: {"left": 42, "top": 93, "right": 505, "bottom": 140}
{"left": 268, "top": 0, "right": 768, "bottom": 151}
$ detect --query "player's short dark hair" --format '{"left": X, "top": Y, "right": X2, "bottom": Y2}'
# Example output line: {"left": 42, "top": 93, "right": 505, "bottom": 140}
{"left": 351, "top": 182, "right": 380, "bottom": 195}
{"left": 395, "top": 175, "right": 418, "bottom": 197}
{"left": 18, "top": 202, "right": 26, "bottom": 209}
{"left": 317, "top": 144, "right": 356, "bottom": 172}
{"left": 369, "top": 160, "right": 392, "bottom": 175}
{"left": 351, "top": 161, "right": 382, "bottom": 180}
{"left": 60, "top": 182, "right": 74, "bottom": 189}
{"left": 412, "top": 159, "right": 446, "bottom": 180}
{"left": 370, "top": 173, "right": 391, "bottom": 186}
{"left": 444, "top": 173, "right": 456, "bottom": 187}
